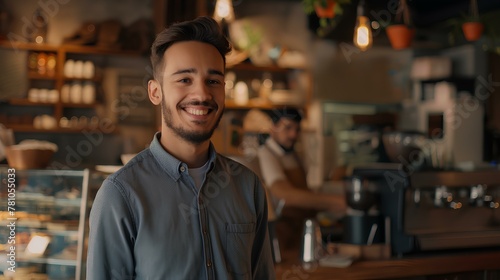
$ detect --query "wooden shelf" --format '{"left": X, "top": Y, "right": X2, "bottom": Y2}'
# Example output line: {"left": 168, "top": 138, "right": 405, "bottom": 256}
{"left": 61, "top": 102, "right": 99, "bottom": 108}
{"left": 0, "top": 41, "right": 59, "bottom": 52}
{"left": 61, "top": 44, "right": 143, "bottom": 56}
{"left": 5, "top": 124, "right": 117, "bottom": 134}
{"left": 225, "top": 99, "right": 275, "bottom": 110}
{"left": 228, "top": 62, "right": 304, "bottom": 73}
{"left": 0, "top": 40, "right": 143, "bottom": 56}
{"left": 9, "top": 99, "right": 98, "bottom": 108}
{"left": 224, "top": 62, "right": 312, "bottom": 117}
{"left": 225, "top": 99, "right": 301, "bottom": 110}
{"left": 9, "top": 98, "right": 57, "bottom": 106}
{"left": 28, "top": 72, "right": 57, "bottom": 80}
{"left": 0, "top": 40, "right": 142, "bottom": 137}
{"left": 63, "top": 76, "right": 101, "bottom": 82}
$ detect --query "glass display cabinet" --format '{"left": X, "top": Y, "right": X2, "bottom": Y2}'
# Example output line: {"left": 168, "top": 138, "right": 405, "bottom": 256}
{"left": 0, "top": 168, "right": 104, "bottom": 280}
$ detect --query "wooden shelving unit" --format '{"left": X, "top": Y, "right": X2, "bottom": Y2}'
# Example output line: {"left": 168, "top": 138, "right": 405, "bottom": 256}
{"left": 0, "top": 40, "right": 143, "bottom": 133}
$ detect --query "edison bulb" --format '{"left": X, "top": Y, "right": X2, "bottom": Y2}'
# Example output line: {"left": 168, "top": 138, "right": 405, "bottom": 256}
{"left": 213, "top": 0, "right": 234, "bottom": 22}
{"left": 353, "top": 16, "right": 372, "bottom": 51}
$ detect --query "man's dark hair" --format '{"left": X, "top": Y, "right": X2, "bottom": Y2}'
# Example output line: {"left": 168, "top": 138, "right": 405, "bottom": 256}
{"left": 150, "top": 16, "right": 231, "bottom": 80}
{"left": 267, "top": 108, "right": 303, "bottom": 124}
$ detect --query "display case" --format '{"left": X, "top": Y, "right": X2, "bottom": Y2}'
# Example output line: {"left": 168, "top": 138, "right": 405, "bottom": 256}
{"left": 0, "top": 168, "right": 101, "bottom": 280}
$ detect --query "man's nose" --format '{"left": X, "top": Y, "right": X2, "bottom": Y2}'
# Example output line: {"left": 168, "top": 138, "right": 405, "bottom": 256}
{"left": 192, "top": 81, "right": 212, "bottom": 100}
{"left": 289, "top": 129, "right": 299, "bottom": 139}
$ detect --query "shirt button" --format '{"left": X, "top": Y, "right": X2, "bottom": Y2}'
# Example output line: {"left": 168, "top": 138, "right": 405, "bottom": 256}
{"left": 207, "top": 261, "right": 212, "bottom": 267}
{"left": 180, "top": 166, "right": 186, "bottom": 172}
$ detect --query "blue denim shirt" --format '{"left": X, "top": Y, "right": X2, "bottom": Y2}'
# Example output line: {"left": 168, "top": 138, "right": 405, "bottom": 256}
{"left": 87, "top": 133, "right": 275, "bottom": 280}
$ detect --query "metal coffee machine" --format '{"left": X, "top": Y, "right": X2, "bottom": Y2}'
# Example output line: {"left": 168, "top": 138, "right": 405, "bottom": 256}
{"left": 352, "top": 164, "right": 500, "bottom": 256}
{"left": 342, "top": 176, "right": 384, "bottom": 245}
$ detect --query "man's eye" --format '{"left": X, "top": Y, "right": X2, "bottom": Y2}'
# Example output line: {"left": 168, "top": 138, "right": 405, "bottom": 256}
{"left": 179, "top": 78, "right": 191, "bottom": 83}
{"left": 207, "top": 79, "right": 221, "bottom": 85}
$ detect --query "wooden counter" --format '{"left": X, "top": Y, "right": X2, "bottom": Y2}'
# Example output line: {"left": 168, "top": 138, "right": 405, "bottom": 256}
{"left": 275, "top": 249, "right": 500, "bottom": 280}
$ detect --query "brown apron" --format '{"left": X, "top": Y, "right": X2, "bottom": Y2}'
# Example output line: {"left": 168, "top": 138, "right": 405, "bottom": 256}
{"left": 264, "top": 145, "right": 317, "bottom": 250}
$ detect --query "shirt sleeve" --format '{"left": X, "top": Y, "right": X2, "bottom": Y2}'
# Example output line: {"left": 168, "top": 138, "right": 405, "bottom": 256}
{"left": 251, "top": 175, "right": 276, "bottom": 279}
{"left": 257, "top": 146, "right": 286, "bottom": 187}
{"left": 87, "top": 178, "right": 136, "bottom": 280}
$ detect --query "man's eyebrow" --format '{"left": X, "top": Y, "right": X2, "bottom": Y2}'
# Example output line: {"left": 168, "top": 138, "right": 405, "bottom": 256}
{"left": 171, "top": 68, "right": 224, "bottom": 77}
{"left": 171, "top": 68, "right": 196, "bottom": 76}
{"left": 208, "top": 69, "right": 224, "bottom": 77}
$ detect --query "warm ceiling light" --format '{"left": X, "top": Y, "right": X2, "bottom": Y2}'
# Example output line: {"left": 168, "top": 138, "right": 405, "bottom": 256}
{"left": 354, "top": 16, "right": 372, "bottom": 51}
{"left": 213, "top": 0, "right": 235, "bottom": 23}
{"left": 353, "top": 0, "right": 372, "bottom": 51}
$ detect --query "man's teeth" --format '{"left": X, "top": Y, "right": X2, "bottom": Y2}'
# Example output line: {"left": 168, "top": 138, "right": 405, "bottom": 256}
{"left": 186, "top": 108, "right": 209, "bottom": 115}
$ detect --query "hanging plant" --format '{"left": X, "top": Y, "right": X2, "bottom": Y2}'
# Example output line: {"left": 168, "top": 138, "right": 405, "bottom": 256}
{"left": 313, "top": 0, "right": 336, "bottom": 18}
{"left": 385, "top": 0, "right": 414, "bottom": 50}
{"left": 302, "top": 0, "right": 351, "bottom": 36}
{"left": 462, "top": 0, "right": 484, "bottom": 41}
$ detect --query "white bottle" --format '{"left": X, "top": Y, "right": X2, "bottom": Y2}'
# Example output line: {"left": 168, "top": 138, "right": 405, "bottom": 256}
{"left": 48, "top": 89, "right": 59, "bottom": 103}
{"left": 64, "top": 59, "right": 75, "bottom": 78}
{"left": 70, "top": 82, "right": 82, "bottom": 103}
{"left": 61, "top": 84, "right": 70, "bottom": 103}
{"left": 38, "top": 89, "right": 49, "bottom": 103}
{"left": 73, "top": 60, "right": 83, "bottom": 79}
{"left": 82, "top": 82, "right": 96, "bottom": 104}
{"left": 82, "top": 61, "right": 95, "bottom": 79}
{"left": 234, "top": 81, "right": 249, "bottom": 105}
{"left": 28, "top": 88, "right": 40, "bottom": 102}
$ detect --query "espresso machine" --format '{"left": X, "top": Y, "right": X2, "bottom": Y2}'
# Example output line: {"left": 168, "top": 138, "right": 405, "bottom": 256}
{"left": 352, "top": 164, "right": 500, "bottom": 256}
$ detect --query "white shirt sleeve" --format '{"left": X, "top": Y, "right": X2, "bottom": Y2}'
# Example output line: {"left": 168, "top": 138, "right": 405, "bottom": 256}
{"left": 257, "top": 145, "right": 287, "bottom": 187}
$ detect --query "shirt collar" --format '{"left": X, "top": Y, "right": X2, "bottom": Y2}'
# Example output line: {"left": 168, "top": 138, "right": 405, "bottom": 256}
{"left": 149, "top": 132, "right": 217, "bottom": 181}
{"left": 265, "top": 137, "right": 286, "bottom": 156}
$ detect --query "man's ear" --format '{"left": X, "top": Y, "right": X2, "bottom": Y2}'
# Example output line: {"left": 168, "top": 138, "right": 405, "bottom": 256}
{"left": 148, "top": 79, "right": 162, "bottom": 105}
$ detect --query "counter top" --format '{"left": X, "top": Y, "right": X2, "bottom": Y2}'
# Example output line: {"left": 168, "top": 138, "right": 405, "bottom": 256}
{"left": 275, "top": 249, "right": 500, "bottom": 280}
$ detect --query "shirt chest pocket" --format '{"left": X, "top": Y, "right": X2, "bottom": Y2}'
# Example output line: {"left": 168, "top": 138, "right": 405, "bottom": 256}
{"left": 224, "top": 223, "right": 255, "bottom": 276}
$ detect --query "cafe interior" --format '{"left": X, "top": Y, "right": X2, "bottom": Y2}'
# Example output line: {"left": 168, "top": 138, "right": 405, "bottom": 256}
{"left": 1, "top": 0, "right": 500, "bottom": 279}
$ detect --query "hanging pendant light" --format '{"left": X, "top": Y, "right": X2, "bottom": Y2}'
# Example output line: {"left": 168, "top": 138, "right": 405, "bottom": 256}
{"left": 213, "top": 0, "right": 235, "bottom": 23}
{"left": 353, "top": 0, "right": 372, "bottom": 51}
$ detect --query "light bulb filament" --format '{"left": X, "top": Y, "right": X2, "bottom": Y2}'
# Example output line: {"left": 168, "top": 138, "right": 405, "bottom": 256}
{"left": 353, "top": 16, "right": 372, "bottom": 51}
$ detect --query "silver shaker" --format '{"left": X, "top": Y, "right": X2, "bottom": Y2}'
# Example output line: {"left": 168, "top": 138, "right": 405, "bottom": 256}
{"left": 300, "top": 219, "right": 324, "bottom": 268}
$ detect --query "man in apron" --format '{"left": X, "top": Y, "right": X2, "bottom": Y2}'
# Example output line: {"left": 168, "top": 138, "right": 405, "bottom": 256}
{"left": 257, "top": 108, "right": 346, "bottom": 251}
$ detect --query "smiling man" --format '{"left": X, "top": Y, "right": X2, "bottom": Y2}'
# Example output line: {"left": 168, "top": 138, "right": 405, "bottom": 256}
{"left": 87, "top": 17, "right": 275, "bottom": 280}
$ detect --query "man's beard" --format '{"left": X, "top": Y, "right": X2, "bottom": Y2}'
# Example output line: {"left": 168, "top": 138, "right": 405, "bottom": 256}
{"left": 161, "top": 98, "right": 223, "bottom": 145}
{"left": 279, "top": 143, "right": 295, "bottom": 153}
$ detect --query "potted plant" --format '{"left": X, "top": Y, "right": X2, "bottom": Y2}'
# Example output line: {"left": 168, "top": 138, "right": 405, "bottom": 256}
{"left": 385, "top": 0, "right": 414, "bottom": 50}
{"left": 302, "top": 0, "right": 351, "bottom": 35}
{"left": 461, "top": 0, "right": 484, "bottom": 41}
